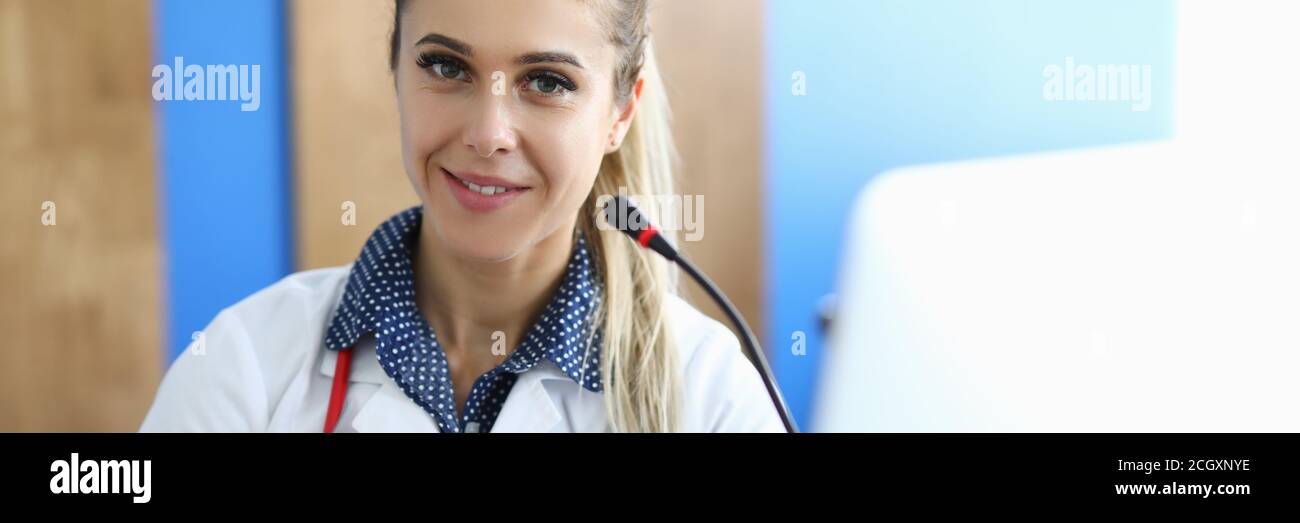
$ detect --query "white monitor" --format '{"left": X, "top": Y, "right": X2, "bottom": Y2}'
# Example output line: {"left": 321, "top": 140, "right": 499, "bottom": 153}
{"left": 814, "top": 141, "right": 1300, "bottom": 431}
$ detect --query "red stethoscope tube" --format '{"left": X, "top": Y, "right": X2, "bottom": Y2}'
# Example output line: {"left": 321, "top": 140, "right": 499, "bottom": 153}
{"left": 323, "top": 347, "right": 354, "bottom": 433}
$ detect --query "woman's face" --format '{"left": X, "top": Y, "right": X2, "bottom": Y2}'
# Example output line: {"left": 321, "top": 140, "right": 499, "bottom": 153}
{"left": 395, "top": 0, "right": 632, "bottom": 262}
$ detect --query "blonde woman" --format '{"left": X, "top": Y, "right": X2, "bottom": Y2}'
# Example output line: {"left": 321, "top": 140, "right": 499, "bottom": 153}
{"left": 141, "top": 0, "right": 782, "bottom": 433}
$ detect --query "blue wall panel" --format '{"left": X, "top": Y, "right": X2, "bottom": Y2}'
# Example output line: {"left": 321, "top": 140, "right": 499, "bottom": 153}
{"left": 154, "top": 0, "right": 293, "bottom": 361}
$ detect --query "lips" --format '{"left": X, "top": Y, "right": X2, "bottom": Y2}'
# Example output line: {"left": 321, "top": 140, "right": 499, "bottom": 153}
{"left": 440, "top": 167, "right": 530, "bottom": 213}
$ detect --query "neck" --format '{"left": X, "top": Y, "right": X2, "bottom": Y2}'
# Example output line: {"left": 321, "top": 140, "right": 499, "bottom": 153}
{"left": 414, "top": 215, "right": 577, "bottom": 361}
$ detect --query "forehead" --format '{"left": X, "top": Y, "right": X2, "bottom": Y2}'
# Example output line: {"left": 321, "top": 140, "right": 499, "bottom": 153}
{"left": 403, "top": 0, "right": 614, "bottom": 67}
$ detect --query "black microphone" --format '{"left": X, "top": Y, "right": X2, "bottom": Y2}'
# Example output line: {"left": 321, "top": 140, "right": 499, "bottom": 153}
{"left": 602, "top": 196, "right": 799, "bottom": 433}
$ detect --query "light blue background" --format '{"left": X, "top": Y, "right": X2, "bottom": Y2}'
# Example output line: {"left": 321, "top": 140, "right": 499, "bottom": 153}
{"left": 764, "top": 0, "right": 1176, "bottom": 429}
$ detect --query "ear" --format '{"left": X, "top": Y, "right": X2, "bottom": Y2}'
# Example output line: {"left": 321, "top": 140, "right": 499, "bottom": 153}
{"left": 605, "top": 76, "right": 645, "bottom": 154}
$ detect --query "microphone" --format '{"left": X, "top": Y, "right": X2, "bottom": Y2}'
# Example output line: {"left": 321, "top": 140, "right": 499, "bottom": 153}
{"left": 602, "top": 196, "right": 799, "bottom": 433}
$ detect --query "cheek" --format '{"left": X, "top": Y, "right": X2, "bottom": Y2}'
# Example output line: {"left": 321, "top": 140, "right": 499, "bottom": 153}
{"left": 526, "top": 109, "right": 611, "bottom": 207}
{"left": 397, "top": 88, "right": 464, "bottom": 186}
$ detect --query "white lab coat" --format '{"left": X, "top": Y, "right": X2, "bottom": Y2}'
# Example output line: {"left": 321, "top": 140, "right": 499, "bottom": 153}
{"left": 139, "top": 266, "right": 784, "bottom": 432}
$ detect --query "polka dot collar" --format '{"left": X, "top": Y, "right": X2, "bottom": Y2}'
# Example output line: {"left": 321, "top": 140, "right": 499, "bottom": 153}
{"left": 323, "top": 206, "right": 604, "bottom": 432}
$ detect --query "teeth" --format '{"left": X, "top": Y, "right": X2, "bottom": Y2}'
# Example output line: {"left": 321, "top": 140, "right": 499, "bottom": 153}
{"left": 459, "top": 178, "right": 508, "bottom": 195}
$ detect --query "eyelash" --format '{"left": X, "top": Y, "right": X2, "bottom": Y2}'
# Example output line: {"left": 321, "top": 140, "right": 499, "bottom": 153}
{"left": 414, "top": 52, "right": 578, "bottom": 97}
{"left": 415, "top": 52, "right": 468, "bottom": 81}
{"left": 524, "top": 71, "right": 578, "bottom": 96}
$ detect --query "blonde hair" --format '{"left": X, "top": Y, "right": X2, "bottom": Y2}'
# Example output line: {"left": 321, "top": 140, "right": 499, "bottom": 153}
{"left": 580, "top": 50, "right": 681, "bottom": 433}
{"left": 569, "top": 0, "right": 680, "bottom": 432}
{"left": 392, "top": 0, "right": 682, "bottom": 431}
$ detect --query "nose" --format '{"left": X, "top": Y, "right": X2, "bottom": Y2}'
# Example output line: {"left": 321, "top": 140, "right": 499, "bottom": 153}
{"left": 463, "top": 93, "right": 518, "bottom": 159}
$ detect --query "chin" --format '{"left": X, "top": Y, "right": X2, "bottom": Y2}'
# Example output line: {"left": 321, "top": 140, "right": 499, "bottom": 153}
{"left": 422, "top": 208, "right": 534, "bottom": 263}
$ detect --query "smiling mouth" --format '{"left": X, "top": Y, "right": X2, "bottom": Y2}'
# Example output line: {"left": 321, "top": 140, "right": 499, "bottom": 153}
{"left": 441, "top": 168, "right": 527, "bottom": 196}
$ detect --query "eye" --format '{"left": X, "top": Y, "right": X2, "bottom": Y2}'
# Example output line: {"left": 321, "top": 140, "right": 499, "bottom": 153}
{"left": 523, "top": 71, "right": 577, "bottom": 96}
{"left": 415, "top": 52, "right": 471, "bottom": 82}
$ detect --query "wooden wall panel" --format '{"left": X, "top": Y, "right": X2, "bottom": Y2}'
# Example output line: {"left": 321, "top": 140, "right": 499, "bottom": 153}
{"left": 291, "top": 0, "right": 416, "bottom": 269}
{"left": 650, "top": 0, "right": 765, "bottom": 340}
{"left": 292, "top": 0, "right": 765, "bottom": 339}
{"left": 0, "top": 0, "right": 162, "bottom": 431}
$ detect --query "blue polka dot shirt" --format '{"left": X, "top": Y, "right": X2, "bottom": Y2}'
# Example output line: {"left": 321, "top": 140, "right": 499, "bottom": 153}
{"left": 323, "top": 206, "right": 604, "bottom": 433}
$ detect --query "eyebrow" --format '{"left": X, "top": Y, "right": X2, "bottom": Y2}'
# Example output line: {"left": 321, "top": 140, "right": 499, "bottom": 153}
{"left": 413, "top": 32, "right": 585, "bottom": 70}
{"left": 414, "top": 33, "right": 473, "bottom": 56}
{"left": 516, "top": 52, "right": 585, "bottom": 70}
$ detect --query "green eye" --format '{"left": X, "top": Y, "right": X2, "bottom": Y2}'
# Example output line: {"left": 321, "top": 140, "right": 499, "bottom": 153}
{"left": 436, "top": 62, "right": 464, "bottom": 80}
{"left": 525, "top": 72, "right": 577, "bottom": 96}
{"left": 533, "top": 76, "right": 559, "bottom": 93}
{"left": 415, "top": 53, "right": 469, "bottom": 82}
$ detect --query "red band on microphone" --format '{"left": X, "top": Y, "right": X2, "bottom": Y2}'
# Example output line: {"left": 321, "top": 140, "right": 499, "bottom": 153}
{"left": 637, "top": 225, "right": 658, "bottom": 248}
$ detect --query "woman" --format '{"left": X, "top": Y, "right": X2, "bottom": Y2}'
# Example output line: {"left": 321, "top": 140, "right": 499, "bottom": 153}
{"left": 140, "top": 0, "right": 782, "bottom": 432}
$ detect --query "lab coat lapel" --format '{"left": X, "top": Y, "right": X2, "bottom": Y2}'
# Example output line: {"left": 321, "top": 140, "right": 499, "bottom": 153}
{"left": 489, "top": 365, "right": 566, "bottom": 433}
{"left": 319, "top": 339, "right": 440, "bottom": 433}
{"left": 350, "top": 381, "right": 441, "bottom": 433}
